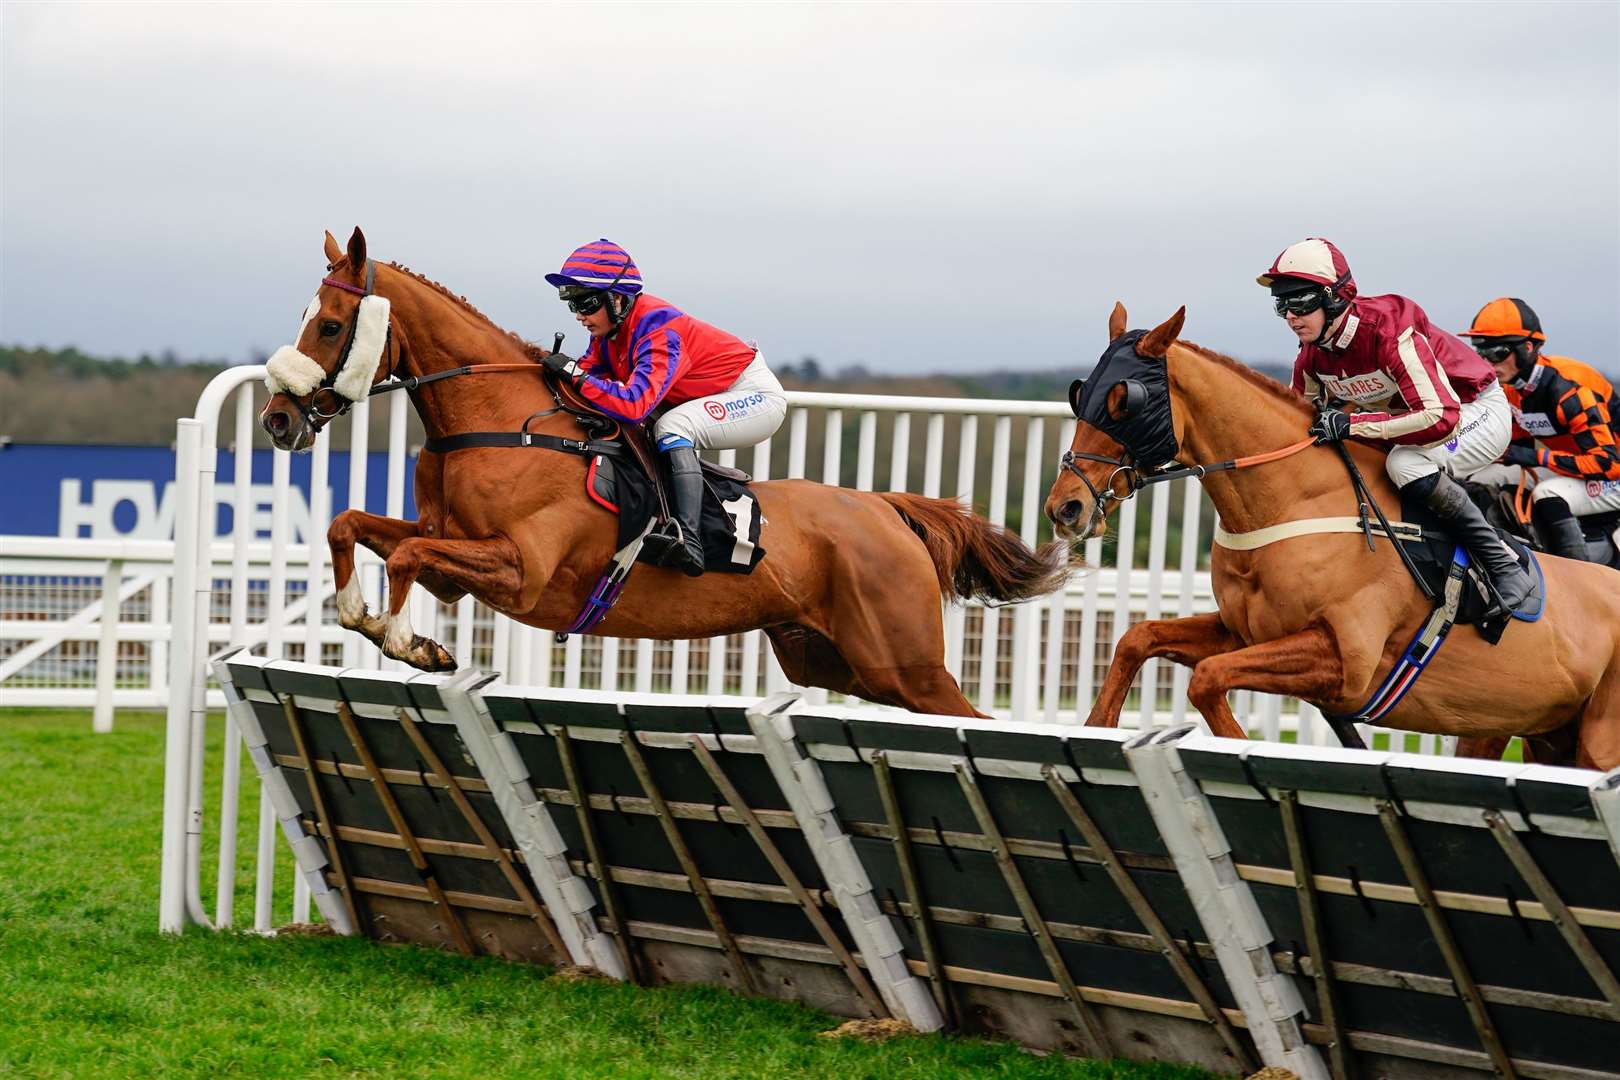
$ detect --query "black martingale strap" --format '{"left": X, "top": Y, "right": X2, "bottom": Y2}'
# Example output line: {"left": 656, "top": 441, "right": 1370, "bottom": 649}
{"left": 422, "top": 431, "right": 626, "bottom": 456}
{"left": 1330, "top": 440, "right": 1434, "bottom": 601}
{"left": 368, "top": 365, "right": 476, "bottom": 397}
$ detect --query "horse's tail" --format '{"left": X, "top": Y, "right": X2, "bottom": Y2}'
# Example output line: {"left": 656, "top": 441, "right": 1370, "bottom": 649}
{"left": 880, "top": 492, "right": 1069, "bottom": 605}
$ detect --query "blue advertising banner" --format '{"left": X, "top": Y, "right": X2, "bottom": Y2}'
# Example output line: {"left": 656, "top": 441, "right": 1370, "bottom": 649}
{"left": 0, "top": 443, "right": 418, "bottom": 544}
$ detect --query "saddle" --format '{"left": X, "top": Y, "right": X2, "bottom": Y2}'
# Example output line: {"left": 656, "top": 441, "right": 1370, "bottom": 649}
{"left": 1470, "top": 482, "right": 1620, "bottom": 568}
{"left": 1395, "top": 489, "right": 1544, "bottom": 643}
{"left": 549, "top": 373, "right": 765, "bottom": 575}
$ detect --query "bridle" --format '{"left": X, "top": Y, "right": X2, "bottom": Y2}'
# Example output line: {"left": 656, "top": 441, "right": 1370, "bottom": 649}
{"left": 278, "top": 261, "right": 580, "bottom": 434}
{"left": 1058, "top": 328, "right": 1315, "bottom": 538}
{"left": 290, "top": 260, "right": 398, "bottom": 432}
{"left": 1058, "top": 439, "right": 1317, "bottom": 539}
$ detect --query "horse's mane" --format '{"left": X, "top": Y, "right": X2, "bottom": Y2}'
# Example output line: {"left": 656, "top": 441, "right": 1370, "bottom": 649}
{"left": 1179, "top": 340, "right": 1312, "bottom": 417}
{"left": 382, "top": 261, "right": 546, "bottom": 362}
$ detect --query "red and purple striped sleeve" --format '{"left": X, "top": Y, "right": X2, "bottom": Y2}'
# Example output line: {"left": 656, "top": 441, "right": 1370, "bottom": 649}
{"left": 577, "top": 308, "right": 685, "bottom": 423}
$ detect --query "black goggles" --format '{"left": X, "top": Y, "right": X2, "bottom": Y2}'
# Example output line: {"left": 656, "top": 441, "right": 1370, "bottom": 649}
{"left": 565, "top": 291, "right": 609, "bottom": 316}
{"left": 1272, "top": 290, "right": 1325, "bottom": 318}
{"left": 1473, "top": 341, "right": 1521, "bottom": 363}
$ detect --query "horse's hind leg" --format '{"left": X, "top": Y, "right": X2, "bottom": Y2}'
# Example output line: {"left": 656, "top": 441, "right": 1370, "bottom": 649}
{"left": 380, "top": 535, "right": 525, "bottom": 672}
{"left": 1575, "top": 663, "right": 1620, "bottom": 770}
{"left": 831, "top": 605, "right": 981, "bottom": 718}
{"left": 1455, "top": 736, "right": 1513, "bottom": 761}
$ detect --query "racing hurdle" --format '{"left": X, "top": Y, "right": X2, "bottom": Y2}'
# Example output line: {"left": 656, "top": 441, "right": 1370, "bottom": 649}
{"left": 207, "top": 649, "right": 1620, "bottom": 1079}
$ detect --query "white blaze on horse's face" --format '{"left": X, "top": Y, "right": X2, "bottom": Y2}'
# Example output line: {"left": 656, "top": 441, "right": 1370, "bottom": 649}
{"left": 263, "top": 293, "right": 328, "bottom": 398}
{"left": 298, "top": 294, "right": 321, "bottom": 338}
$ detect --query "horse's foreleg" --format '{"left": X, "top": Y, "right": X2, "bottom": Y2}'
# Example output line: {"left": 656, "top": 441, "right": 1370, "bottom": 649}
{"left": 1184, "top": 625, "right": 1345, "bottom": 740}
{"left": 329, "top": 510, "right": 420, "bottom": 646}
{"left": 382, "top": 535, "right": 525, "bottom": 672}
{"left": 1087, "top": 612, "right": 1239, "bottom": 728}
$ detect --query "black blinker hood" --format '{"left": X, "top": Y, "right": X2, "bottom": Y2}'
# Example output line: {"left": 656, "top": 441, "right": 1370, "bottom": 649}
{"left": 1068, "top": 329, "right": 1179, "bottom": 470}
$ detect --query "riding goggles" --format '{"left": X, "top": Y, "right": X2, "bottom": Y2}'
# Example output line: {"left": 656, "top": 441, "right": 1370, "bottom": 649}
{"left": 1273, "top": 290, "right": 1326, "bottom": 318}
{"left": 1473, "top": 341, "right": 1522, "bottom": 363}
{"left": 565, "top": 290, "right": 609, "bottom": 316}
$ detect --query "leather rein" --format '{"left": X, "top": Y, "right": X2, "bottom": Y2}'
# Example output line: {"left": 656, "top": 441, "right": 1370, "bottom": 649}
{"left": 1060, "top": 431, "right": 1435, "bottom": 600}
{"left": 1058, "top": 437, "right": 1316, "bottom": 540}
{"left": 287, "top": 269, "right": 615, "bottom": 453}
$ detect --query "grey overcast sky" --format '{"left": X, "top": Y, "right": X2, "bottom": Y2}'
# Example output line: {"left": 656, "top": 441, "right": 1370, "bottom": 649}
{"left": 3, "top": 1, "right": 1617, "bottom": 375}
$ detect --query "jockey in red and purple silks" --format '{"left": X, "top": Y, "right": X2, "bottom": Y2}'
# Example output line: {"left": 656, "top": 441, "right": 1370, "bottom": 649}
{"left": 540, "top": 239, "right": 786, "bottom": 577}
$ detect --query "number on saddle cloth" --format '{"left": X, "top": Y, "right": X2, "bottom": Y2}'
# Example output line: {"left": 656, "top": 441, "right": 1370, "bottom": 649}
{"left": 584, "top": 449, "right": 766, "bottom": 575}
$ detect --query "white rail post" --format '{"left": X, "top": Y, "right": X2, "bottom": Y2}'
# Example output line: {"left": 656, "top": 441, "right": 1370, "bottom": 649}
{"left": 946, "top": 415, "right": 977, "bottom": 683}
{"left": 976, "top": 416, "right": 1011, "bottom": 713}
{"left": 93, "top": 557, "right": 124, "bottom": 733}
{"left": 160, "top": 419, "right": 203, "bottom": 933}
{"left": 1009, "top": 416, "right": 1043, "bottom": 722}
{"left": 216, "top": 386, "right": 255, "bottom": 927}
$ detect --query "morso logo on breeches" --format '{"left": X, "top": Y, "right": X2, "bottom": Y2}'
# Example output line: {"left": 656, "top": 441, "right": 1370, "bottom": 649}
{"left": 703, "top": 392, "right": 766, "bottom": 422}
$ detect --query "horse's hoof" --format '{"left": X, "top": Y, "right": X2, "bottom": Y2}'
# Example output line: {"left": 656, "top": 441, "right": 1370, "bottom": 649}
{"left": 413, "top": 636, "right": 457, "bottom": 673}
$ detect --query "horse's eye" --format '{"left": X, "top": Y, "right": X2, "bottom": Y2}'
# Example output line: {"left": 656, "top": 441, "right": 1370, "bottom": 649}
{"left": 320, "top": 320, "right": 342, "bottom": 337}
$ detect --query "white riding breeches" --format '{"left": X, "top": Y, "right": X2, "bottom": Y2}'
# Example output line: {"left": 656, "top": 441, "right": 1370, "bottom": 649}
{"left": 1384, "top": 381, "right": 1512, "bottom": 489}
{"left": 1471, "top": 463, "right": 1620, "bottom": 517}
{"left": 653, "top": 352, "right": 788, "bottom": 452}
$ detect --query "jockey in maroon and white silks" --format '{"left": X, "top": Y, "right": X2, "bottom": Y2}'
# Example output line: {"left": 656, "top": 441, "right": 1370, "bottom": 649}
{"left": 1261, "top": 237, "right": 1534, "bottom": 617}
{"left": 1288, "top": 294, "right": 1498, "bottom": 449}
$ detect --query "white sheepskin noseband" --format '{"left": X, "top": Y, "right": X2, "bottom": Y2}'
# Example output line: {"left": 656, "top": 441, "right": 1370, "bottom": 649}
{"left": 262, "top": 294, "right": 391, "bottom": 401}
{"left": 264, "top": 346, "right": 325, "bottom": 396}
{"left": 333, "top": 295, "right": 390, "bottom": 401}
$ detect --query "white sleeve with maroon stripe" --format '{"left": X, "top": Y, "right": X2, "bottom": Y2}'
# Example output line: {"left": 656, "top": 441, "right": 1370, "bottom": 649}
{"left": 1347, "top": 327, "right": 1461, "bottom": 445}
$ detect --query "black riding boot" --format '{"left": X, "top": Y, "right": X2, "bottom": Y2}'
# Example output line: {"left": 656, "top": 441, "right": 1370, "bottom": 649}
{"left": 664, "top": 446, "right": 707, "bottom": 578}
{"left": 1406, "top": 472, "right": 1535, "bottom": 617}
{"left": 1531, "top": 496, "right": 1591, "bottom": 562}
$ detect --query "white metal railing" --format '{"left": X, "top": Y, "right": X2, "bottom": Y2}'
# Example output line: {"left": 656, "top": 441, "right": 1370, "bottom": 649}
{"left": 0, "top": 365, "right": 1459, "bottom": 932}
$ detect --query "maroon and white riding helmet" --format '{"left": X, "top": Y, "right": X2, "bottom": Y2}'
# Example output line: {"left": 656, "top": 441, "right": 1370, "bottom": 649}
{"left": 1257, "top": 237, "right": 1359, "bottom": 311}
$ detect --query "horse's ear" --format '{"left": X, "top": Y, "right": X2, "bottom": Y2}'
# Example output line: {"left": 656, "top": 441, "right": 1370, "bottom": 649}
{"left": 323, "top": 231, "right": 342, "bottom": 266}
{"left": 1138, "top": 306, "right": 1186, "bottom": 358}
{"left": 1107, "top": 380, "right": 1147, "bottom": 421}
{"left": 346, "top": 227, "right": 368, "bottom": 269}
{"left": 1108, "top": 301, "right": 1128, "bottom": 342}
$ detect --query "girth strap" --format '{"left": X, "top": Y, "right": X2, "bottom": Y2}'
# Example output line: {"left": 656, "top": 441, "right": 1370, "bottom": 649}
{"left": 1320, "top": 549, "right": 1470, "bottom": 750}
{"left": 422, "top": 431, "right": 626, "bottom": 456}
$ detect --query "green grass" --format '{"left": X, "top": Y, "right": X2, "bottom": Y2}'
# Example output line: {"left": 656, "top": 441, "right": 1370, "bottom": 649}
{"left": 0, "top": 709, "right": 1213, "bottom": 1080}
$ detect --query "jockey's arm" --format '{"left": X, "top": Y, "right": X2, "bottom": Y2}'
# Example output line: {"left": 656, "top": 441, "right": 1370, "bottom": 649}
{"left": 576, "top": 325, "right": 682, "bottom": 424}
{"left": 1344, "top": 326, "right": 1458, "bottom": 445}
{"left": 1540, "top": 384, "right": 1620, "bottom": 480}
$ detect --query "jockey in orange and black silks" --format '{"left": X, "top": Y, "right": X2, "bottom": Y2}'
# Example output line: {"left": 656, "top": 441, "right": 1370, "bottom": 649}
{"left": 539, "top": 239, "right": 787, "bottom": 578}
{"left": 1260, "top": 238, "right": 1535, "bottom": 619}
{"left": 1462, "top": 297, "right": 1620, "bottom": 563}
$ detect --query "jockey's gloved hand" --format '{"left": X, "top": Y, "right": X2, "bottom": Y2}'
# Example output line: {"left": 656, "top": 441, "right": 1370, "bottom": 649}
{"left": 1501, "top": 443, "right": 1540, "bottom": 468}
{"left": 1309, "top": 408, "right": 1351, "bottom": 444}
{"left": 542, "top": 350, "right": 585, "bottom": 384}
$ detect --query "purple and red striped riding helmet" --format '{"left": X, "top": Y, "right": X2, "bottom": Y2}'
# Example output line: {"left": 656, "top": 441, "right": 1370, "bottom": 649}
{"left": 544, "top": 238, "right": 643, "bottom": 295}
